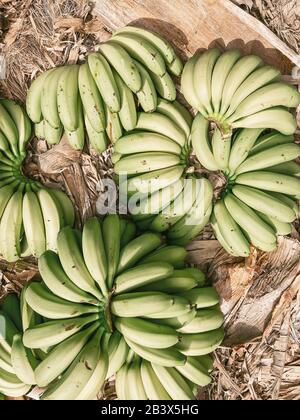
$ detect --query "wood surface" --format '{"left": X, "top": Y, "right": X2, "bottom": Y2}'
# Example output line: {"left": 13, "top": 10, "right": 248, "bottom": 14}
{"left": 94, "top": 0, "right": 299, "bottom": 73}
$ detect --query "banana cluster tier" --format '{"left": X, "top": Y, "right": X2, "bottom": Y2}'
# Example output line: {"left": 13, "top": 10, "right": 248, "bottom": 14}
{"left": 182, "top": 49, "right": 300, "bottom": 136}
{"left": 0, "top": 99, "right": 75, "bottom": 262}
{"left": 27, "top": 26, "right": 183, "bottom": 151}
{"left": 0, "top": 215, "right": 224, "bottom": 400}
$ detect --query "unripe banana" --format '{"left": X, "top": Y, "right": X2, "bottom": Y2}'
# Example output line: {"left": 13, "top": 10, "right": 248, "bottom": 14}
{"left": 211, "top": 49, "right": 242, "bottom": 115}
{"left": 242, "top": 228, "right": 277, "bottom": 253}
{"left": 152, "top": 364, "right": 195, "bottom": 400}
{"left": 135, "top": 112, "right": 186, "bottom": 147}
{"left": 105, "top": 104, "right": 123, "bottom": 143}
{"left": 265, "top": 161, "right": 300, "bottom": 177}
{"left": 232, "top": 185, "right": 297, "bottom": 221}
{"left": 177, "top": 328, "right": 225, "bottom": 356}
{"left": 115, "top": 317, "right": 179, "bottom": 349}
{"left": 268, "top": 192, "right": 299, "bottom": 218}
{"left": 113, "top": 70, "right": 137, "bottom": 131}
{"left": 57, "top": 65, "right": 80, "bottom": 132}
{"left": 38, "top": 250, "right": 97, "bottom": 305}
{"left": 65, "top": 99, "right": 85, "bottom": 150}
{"left": 232, "top": 107, "right": 297, "bottom": 136}
{"left": 35, "top": 323, "right": 98, "bottom": 387}
{"left": 191, "top": 113, "right": 219, "bottom": 171}
{"left": 228, "top": 128, "right": 264, "bottom": 175}
{"left": 257, "top": 211, "right": 292, "bottom": 236}
{"left": 102, "top": 214, "right": 121, "bottom": 289}
{"left": 235, "top": 143, "right": 300, "bottom": 175}
{"left": 176, "top": 357, "right": 212, "bottom": 387}
{"left": 181, "top": 287, "right": 220, "bottom": 309}
{"left": 106, "top": 332, "right": 129, "bottom": 379}
{"left": 99, "top": 41, "right": 142, "bottom": 93}
{"left": 115, "top": 25, "right": 176, "bottom": 65}
{"left": 114, "top": 262, "right": 174, "bottom": 294}
{"left": 11, "top": 334, "right": 37, "bottom": 385}
{"left": 57, "top": 227, "right": 103, "bottom": 300}
{"left": 126, "top": 358, "right": 148, "bottom": 400}
{"left": 141, "top": 245, "right": 187, "bottom": 269}
{"left": 26, "top": 69, "right": 53, "bottom": 123}
{"left": 219, "top": 55, "right": 263, "bottom": 115}
{"left": 120, "top": 219, "right": 137, "bottom": 248}
{"left": 211, "top": 128, "right": 231, "bottom": 171}
{"left": 150, "top": 71, "right": 176, "bottom": 101}
{"left": 82, "top": 218, "right": 108, "bottom": 297}
{"left": 88, "top": 52, "right": 121, "bottom": 113}
{"left": 145, "top": 296, "right": 191, "bottom": 319}
{"left": 193, "top": 48, "right": 221, "bottom": 115}
{"left": 112, "top": 33, "right": 166, "bottom": 76}
{"left": 115, "top": 132, "right": 182, "bottom": 155}
{"left": 140, "top": 360, "right": 171, "bottom": 400}
{"left": 225, "top": 65, "right": 281, "bottom": 118}
{"left": 44, "top": 120, "right": 63, "bottom": 145}
{"left": 0, "top": 190, "right": 24, "bottom": 262}
{"left": 0, "top": 311, "right": 19, "bottom": 351}
{"left": 0, "top": 103, "right": 19, "bottom": 157}
{"left": 111, "top": 291, "right": 173, "bottom": 317}
{"left": 213, "top": 200, "right": 250, "bottom": 257}
{"left": 78, "top": 63, "right": 106, "bottom": 132}
{"left": 224, "top": 193, "right": 277, "bottom": 244}
{"left": 115, "top": 152, "right": 181, "bottom": 176}
{"left": 0, "top": 131, "right": 14, "bottom": 160}
{"left": 181, "top": 52, "right": 206, "bottom": 112}
{"left": 249, "top": 131, "right": 293, "bottom": 156}
{"left": 178, "top": 308, "right": 224, "bottom": 334}
{"left": 229, "top": 82, "right": 300, "bottom": 122}
{"left": 1, "top": 294, "right": 22, "bottom": 331}
{"left": 124, "top": 337, "right": 186, "bottom": 367}
{"left": 84, "top": 110, "right": 108, "bottom": 153}
{"left": 211, "top": 214, "right": 240, "bottom": 256}
{"left": 133, "top": 60, "right": 158, "bottom": 112}
{"left": 23, "top": 313, "right": 99, "bottom": 349}
{"left": 34, "top": 120, "right": 45, "bottom": 139}
{"left": 156, "top": 98, "right": 192, "bottom": 140}
{"left": 25, "top": 282, "right": 99, "bottom": 320}
{"left": 235, "top": 171, "right": 300, "bottom": 198}
{"left": 40, "top": 67, "right": 64, "bottom": 129}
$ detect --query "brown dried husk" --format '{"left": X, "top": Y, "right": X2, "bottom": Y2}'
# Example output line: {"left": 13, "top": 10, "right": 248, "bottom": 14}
{"left": 0, "top": 0, "right": 300, "bottom": 401}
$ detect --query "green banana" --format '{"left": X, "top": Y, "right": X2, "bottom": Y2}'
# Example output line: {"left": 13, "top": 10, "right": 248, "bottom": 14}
{"left": 182, "top": 52, "right": 205, "bottom": 112}
{"left": 99, "top": 41, "right": 142, "bottom": 93}
{"left": 152, "top": 364, "right": 195, "bottom": 400}
{"left": 38, "top": 250, "right": 97, "bottom": 305}
{"left": 145, "top": 296, "right": 191, "bottom": 319}
{"left": 65, "top": 99, "right": 85, "bottom": 150}
{"left": 114, "top": 262, "right": 174, "bottom": 294}
{"left": 191, "top": 113, "right": 219, "bottom": 171}
{"left": 11, "top": 334, "right": 37, "bottom": 385}
{"left": 235, "top": 171, "right": 300, "bottom": 198}
{"left": 41, "top": 67, "right": 65, "bottom": 129}
{"left": 88, "top": 52, "right": 121, "bottom": 113}
{"left": 111, "top": 291, "right": 173, "bottom": 317}
{"left": 82, "top": 218, "right": 108, "bottom": 297}
{"left": 135, "top": 112, "right": 186, "bottom": 147}
{"left": 133, "top": 60, "right": 158, "bottom": 112}
{"left": 150, "top": 71, "right": 176, "bottom": 101}
{"left": 177, "top": 328, "right": 225, "bottom": 356}
{"left": 0, "top": 102, "right": 19, "bottom": 156}
{"left": 265, "top": 161, "right": 300, "bottom": 177}
{"left": 178, "top": 308, "right": 224, "bottom": 333}
{"left": 249, "top": 131, "right": 294, "bottom": 156}
{"left": 113, "top": 70, "right": 137, "bottom": 131}
{"left": 229, "top": 82, "right": 300, "bottom": 122}
{"left": 156, "top": 98, "right": 192, "bottom": 140}
{"left": 224, "top": 65, "right": 281, "bottom": 118}
{"left": 22, "top": 190, "right": 46, "bottom": 257}
{"left": 115, "top": 152, "right": 181, "bottom": 176}
{"left": 25, "top": 282, "right": 99, "bottom": 319}
{"left": 181, "top": 287, "right": 220, "bottom": 308}
{"left": 232, "top": 107, "right": 297, "bottom": 136}
{"left": 140, "top": 360, "right": 171, "bottom": 400}
{"left": 78, "top": 63, "right": 106, "bottom": 132}
{"left": 43, "top": 120, "right": 63, "bottom": 145}
{"left": 115, "top": 132, "right": 182, "bottom": 155}
{"left": 211, "top": 128, "right": 231, "bottom": 171}
{"left": 213, "top": 200, "right": 250, "bottom": 257}
{"left": 57, "top": 227, "right": 103, "bottom": 300}
{"left": 106, "top": 332, "right": 129, "bottom": 379}
{"left": 26, "top": 69, "right": 53, "bottom": 123}
{"left": 140, "top": 245, "right": 187, "bottom": 268}
{"left": 84, "top": 111, "right": 108, "bottom": 153}
{"left": 124, "top": 337, "right": 186, "bottom": 367}
{"left": 35, "top": 323, "right": 98, "bottom": 387}
{"left": 193, "top": 48, "right": 221, "bottom": 115}
{"left": 105, "top": 104, "right": 123, "bottom": 143}
{"left": 112, "top": 33, "right": 166, "bottom": 76}
{"left": 57, "top": 65, "right": 80, "bottom": 131}
{"left": 102, "top": 214, "right": 121, "bottom": 289}
{"left": 211, "top": 49, "right": 242, "bottom": 115}
{"left": 232, "top": 185, "right": 297, "bottom": 222}
{"left": 137, "top": 271, "right": 197, "bottom": 294}
{"left": 126, "top": 358, "right": 148, "bottom": 400}
{"left": 176, "top": 357, "right": 212, "bottom": 386}
{"left": 23, "top": 313, "right": 99, "bottom": 349}
{"left": 48, "top": 188, "right": 75, "bottom": 227}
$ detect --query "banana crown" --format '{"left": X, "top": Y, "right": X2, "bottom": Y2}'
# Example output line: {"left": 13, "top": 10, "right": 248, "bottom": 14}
{"left": 2, "top": 215, "right": 224, "bottom": 400}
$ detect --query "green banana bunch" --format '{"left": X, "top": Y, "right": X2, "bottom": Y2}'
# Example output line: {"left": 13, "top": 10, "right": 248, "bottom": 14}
{"left": 0, "top": 295, "right": 39, "bottom": 397}
{"left": 182, "top": 49, "right": 300, "bottom": 136}
{"left": 15, "top": 215, "right": 223, "bottom": 401}
{"left": 0, "top": 99, "right": 75, "bottom": 262}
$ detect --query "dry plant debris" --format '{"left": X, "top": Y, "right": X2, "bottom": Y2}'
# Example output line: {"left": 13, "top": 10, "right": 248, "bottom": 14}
{"left": 0, "top": 0, "right": 299, "bottom": 400}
